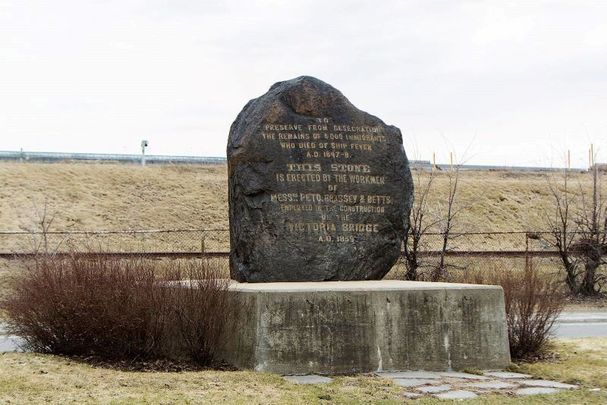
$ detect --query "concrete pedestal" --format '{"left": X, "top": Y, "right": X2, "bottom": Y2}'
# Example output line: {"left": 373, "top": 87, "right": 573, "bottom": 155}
{"left": 221, "top": 281, "right": 510, "bottom": 375}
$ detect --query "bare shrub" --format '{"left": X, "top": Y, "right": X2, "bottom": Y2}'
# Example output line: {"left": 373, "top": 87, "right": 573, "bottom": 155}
{"left": 164, "top": 261, "right": 239, "bottom": 364}
{"left": 403, "top": 168, "right": 438, "bottom": 280}
{"left": 454, "top": 261, "right": 564, "bottom": 360}
{"left": 432, "top": 165, "right": 462, "bottom": 281}
{"left": 2, "top": 255, "right": 161, "bottom": 357}
{"left": 1, "top": 255, "right": 237, "bottom": 366}
{"left": 403, "top": 161, "right": 466, "bottom": 282}
{"left": 543, "top": 165, "right": 607, "bottom": 296}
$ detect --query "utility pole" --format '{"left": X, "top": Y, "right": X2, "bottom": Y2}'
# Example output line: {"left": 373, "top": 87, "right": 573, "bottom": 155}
{"left": 141, "top": 140, "right": 148, "bottom": 166}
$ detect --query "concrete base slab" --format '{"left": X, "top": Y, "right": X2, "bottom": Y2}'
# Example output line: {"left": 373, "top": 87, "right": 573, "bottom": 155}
{"left": 516, "top": 387, "right": 562, "bottom": 396}
{"left": 438, "top": 371, "right": 489, "bottom": 380}
{"left": 221, "top": 280, "right": 510, "bottom": 375}
{"left": 484, "top": 371, "right": 531, "bottom": 379}
{"left": 376, "top": 371, "right": 580, "bottom": 400}
{"left": 465, "top": 380, "right": 517, "bottom": 390}
{"left": 393, "top": 379, "right": 435, "bottom": 388}
{"left": 377, "top": 371, "right": 441, "bottom": 379}
{"left": 435, "top": 390, "right": 478, "bottom": 399}
{"left": 283, "top": 375, "right": 332, "bottom": 384}
{"left": 417, "top": 384, "right": 451, "bottom": 393}
{"left": 515, "top": 380, "right": 577, "bottom": 389}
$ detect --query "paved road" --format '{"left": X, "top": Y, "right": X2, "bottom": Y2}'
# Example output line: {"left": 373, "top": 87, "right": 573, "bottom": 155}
{"left": 0, "top": 324, "right": 22, "bottom": 353}
{"left": 553, "top": 311, "right": 607, "bottom": 338}
{"left": 1, "top": 312, "right": 606, "bottom": 353}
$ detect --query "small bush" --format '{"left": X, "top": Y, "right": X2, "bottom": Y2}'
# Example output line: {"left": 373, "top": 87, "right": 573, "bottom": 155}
{"left": 1, "top": 255, "right": 237, "bottom": 366}
{"left": 453, "top": 260, "right": 564, "bottom": 360}
{"left": 166, "top": 265, "right": 240, "bottom": 364}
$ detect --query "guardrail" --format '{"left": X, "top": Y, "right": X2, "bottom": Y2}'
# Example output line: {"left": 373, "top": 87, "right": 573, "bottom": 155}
{"left": 0, "top": 150, "right": 226, "bottom": 165}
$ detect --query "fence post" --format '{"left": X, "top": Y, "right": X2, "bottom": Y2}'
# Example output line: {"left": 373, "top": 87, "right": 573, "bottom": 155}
{"left": 525, "top": 232, "right": 532, "bottom": 270}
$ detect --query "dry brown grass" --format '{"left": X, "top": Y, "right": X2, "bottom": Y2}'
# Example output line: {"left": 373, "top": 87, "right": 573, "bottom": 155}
{"left": 0, "top": 161, "right": 605, "bottom": 294}
{"left": 0, "top": 338, "right": 606, "bottom": 404}
{"left": 0, "top": 162, "right": 602, "bottom": 236}
{"left": 0, "top": 162, "right": 228, "bottom": 233}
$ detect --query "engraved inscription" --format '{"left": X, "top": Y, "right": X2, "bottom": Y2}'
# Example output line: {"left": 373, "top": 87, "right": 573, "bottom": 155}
{"left": 262, "top": 117, "right": 391, "bottom": 243}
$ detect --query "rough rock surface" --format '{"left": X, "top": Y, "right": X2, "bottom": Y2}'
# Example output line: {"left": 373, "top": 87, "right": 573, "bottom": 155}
{"left": 228, "top": 76, "right": 413, "bottom": 282}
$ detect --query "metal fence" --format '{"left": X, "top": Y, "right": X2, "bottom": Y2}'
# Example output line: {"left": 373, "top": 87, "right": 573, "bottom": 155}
{"left": 0, "top": 229, "right": 229, "bottom": 258}
{"left": 0, "top": 150, "right": 226, "bottom": 165}
{"left": 2, "top": 229, "right": 601, "bottom": 280}
{"left": 0, "top": 229, "right": 568, "bottom": 258}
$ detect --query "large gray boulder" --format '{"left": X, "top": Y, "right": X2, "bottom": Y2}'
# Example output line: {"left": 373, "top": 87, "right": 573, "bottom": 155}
{"left": 228, "top": 76, "right": 413, "bottom": 282}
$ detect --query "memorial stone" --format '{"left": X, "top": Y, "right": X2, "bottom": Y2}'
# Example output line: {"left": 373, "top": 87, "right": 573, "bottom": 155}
{"left": 228, "top": 76, "right": 413, "bottom": 282}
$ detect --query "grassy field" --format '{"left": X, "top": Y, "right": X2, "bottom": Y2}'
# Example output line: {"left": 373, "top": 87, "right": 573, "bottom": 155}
{"left": 0, "top": 162, "right": 228, "bottom": 233}
{"left": 0, "top": 338, "right": 605, "bottom": 404}
{"left": 2, "top": 161, "right": 605, "bottom": 290}
{"left": 0, "top": 161, "right": 603, "bottom": 235}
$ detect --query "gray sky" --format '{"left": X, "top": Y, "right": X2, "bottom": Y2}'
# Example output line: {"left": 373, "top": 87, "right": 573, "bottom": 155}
{"left": 1, "top": 0, "right": 606, "bottom": 167}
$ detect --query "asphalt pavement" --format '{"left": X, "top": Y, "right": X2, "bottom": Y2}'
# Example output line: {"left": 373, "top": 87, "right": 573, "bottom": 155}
{"left": 553, "top": 311, "right": 607, "bottom": 338}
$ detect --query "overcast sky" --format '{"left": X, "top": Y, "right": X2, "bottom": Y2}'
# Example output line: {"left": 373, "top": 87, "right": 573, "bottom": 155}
{"left": 1, "top": 1, "right": 606, "bottom": 167}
